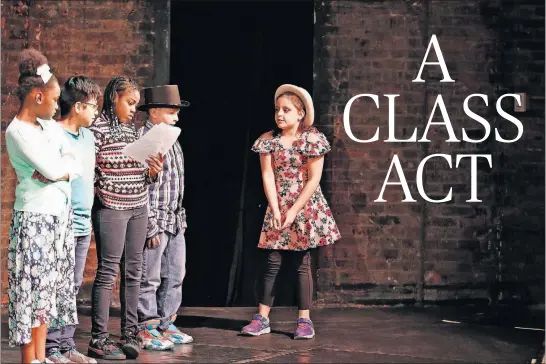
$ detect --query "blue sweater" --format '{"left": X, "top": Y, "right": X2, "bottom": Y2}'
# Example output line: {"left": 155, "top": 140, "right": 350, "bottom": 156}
{"left": 62, "top": 125, "right": 95, "bottom": 236}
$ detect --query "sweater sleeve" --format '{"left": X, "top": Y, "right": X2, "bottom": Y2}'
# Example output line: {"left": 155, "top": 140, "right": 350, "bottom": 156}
{"left": 6, "top": 126, "right": 76, "bottom": 181}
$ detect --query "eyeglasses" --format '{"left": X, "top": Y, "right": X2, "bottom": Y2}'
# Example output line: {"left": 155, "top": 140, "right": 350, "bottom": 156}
{"left": 79, "top": 102, "right": 99, "bottom": 111}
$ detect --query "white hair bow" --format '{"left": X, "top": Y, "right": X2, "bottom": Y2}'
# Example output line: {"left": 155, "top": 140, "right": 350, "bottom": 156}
{"left": 36, "top": 64, "right": 53, "bottom": 84}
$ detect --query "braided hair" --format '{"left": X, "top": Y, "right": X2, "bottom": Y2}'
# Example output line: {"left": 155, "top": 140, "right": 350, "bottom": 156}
{"left": 15, "top": 48, "right": 58, "bottom": 102}
{"left": 101, "top": 75, "right": 139, "bottom": 140}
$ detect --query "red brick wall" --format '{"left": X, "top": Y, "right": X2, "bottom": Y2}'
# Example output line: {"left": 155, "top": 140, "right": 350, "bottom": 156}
{"left": 1, "top": 0, "right": 166, "bottom": 305}
{"left": 1, "top": 0, "right": 543, "bottom": 306}
{"left": 314, "top": 0, "right": 544, "bottom": 303}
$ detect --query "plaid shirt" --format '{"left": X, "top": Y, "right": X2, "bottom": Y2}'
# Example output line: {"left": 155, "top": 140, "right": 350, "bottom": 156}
{"left": 141, "top": 120, "right": 187, "bottom": 238}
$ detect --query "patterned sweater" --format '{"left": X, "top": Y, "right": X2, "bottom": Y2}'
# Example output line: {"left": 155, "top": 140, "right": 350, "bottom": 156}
{"left": 90, "top": 114, "right": 156, "bottom": 210}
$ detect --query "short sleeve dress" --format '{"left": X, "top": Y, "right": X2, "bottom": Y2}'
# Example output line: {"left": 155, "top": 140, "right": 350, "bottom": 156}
{"left": 251, "top": 127, "right": 341, "bottom": 251}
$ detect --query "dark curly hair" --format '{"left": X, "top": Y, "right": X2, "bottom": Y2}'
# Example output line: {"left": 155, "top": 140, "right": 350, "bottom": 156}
{"left": 15, "top": 48, "right": 58, "bottom": 102}
{"left": 59, "top": 76, "right": 102, "bottom": 117}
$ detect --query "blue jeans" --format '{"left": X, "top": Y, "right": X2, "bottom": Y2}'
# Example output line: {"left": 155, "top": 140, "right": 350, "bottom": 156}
{"left": 46, "top": 234, "right": 91, "bottom": 353}
{"left": 138, "top": 230, "right": 186, "bottom": 331}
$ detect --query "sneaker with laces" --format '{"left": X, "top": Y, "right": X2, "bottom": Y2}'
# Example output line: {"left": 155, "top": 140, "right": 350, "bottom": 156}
{"left": 118, "top": 332, "right": 142, "bottom": 359}
{"left": 163, "top": 323, "right": 194, "bottom": 344}
{"left": 46, "top": 349, "right": 72, "bottom": 363}
{"left": 138, "top": 328, "right": 175, "bottom": 350}
{"left": 87, "top": 337, "right": 126, "bottom": 360}
{"left": 241, "top": 314, "right": 271, "bottom": 336}
{"left": 63, "top": 348, "right": 98, "bottom": 363}
{"left": 293, "top": 318, "right": 315, "bottom": 340}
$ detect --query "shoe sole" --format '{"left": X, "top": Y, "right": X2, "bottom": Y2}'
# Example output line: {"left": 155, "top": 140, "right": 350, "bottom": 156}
{"left": 241, "top": 327, "right": 271, "bottom": 336}
{"left": 143, "top": 343, "right": 175, "bottom": 351}
{"left": 121, "top": 344, "right": 140, "bottom": 359}
{"left": 87, "top": 348, "right": 126, "bottom": 360}
{"left": 294, "top": 334, "right": 315, "bottom": 340}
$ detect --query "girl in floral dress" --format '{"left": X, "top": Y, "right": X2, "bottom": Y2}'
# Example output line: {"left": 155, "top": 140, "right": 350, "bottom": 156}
{"left": 241, "top": 84, "right": 341, "bottom": 340}
{"left": 5, "top": 49, "right": 80, "bottom": 363}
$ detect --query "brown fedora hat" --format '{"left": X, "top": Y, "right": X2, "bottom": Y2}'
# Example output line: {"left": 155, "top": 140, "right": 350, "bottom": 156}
{"left": 137, "top": 85, "right": 190, "bottom": 111}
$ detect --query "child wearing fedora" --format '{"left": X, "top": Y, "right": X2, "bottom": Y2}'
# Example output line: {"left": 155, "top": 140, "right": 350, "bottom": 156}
{"left": 241, "top": 84, "right": 341, "bottom": 340}
{"left": 88, "top": 76, "right": 163, "bottom": 360}
{"left": 136, "top": 85, "right": 194, "bottom": 351}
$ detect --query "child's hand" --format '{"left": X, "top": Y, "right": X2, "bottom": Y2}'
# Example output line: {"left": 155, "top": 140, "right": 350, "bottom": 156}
{"left": 280, "top": 208, "right": 297, "bottom": 230}
{"left": 273, "top": 210, "right": 282, "bottom": 230}
{"left": 147, "top": 153, "right": 164, "bottom": 177}
{"left": 146, "top": 235, "right": 161, "bottom": 249}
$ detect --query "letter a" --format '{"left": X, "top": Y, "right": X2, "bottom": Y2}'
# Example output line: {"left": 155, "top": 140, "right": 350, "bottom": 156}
{"left": 374, "top": 155, "right": 416, "bottom": 203}
{"left": 412, "top": 35, "right": 454, "bottom": 83}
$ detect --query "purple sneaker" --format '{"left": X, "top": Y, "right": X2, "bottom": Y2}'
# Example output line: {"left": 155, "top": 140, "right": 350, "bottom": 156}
{"left": 241, "top": 314, "right": 271, "bottom": 336}
{"left": 294, "top": 318, "right": 315, "bottom": 340}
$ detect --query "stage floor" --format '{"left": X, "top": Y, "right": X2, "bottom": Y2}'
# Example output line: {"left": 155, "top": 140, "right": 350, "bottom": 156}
{"left": 2, "top": 305, "right": 544, "bottom": 363}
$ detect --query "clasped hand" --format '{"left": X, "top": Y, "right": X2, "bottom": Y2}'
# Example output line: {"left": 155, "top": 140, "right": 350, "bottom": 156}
{"left": 272, "top": 208, "right": 297, "bottom": 230}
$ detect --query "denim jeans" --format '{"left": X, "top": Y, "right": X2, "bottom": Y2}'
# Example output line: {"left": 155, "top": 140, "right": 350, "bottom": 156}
{"left": 138, "top": 230, "right": 186, "bottom": 331}
{"left": 45, "top": 233, "right": 90, "bottom": 353}
{"left": 91, "top": 204, "right": 148, "bottom": 339}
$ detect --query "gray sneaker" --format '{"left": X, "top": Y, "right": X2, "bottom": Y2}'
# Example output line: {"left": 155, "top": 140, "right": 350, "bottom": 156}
{"left": 241, "top": 314, "right": 271, "bottom": 336}
{"left": 46, "top": 349, "right": 72, "bottom": 363}
{"left": 64, "top": 348, "right": 98, "bottom": 363}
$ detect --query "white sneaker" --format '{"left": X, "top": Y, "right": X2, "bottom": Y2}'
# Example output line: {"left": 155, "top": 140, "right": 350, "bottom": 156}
{"left": 64, "top": 348, "right": 98, "bottom": 363}
{"left": 46, "top": 349, "right": 71, "bottom": 363}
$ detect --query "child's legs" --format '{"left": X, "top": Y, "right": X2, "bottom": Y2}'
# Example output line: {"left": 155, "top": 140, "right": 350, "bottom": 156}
{"left": 259, "top": 250, "right": 283, "bottom": 317}
{"left": 157, "top": 231, "right": 187, "bottom": 331}
{"left": 91, "top": 206, "right": 130, "bottom": 340}
{"left": 119, "top": 205, "right": 148, "bottom": 336}
{"left": 33, "top": 325, "right": 48, "bottom": 361}
{"left": 49, "top": 208, "right": 78, "bottom": 352}
{"left": 21, "top": 337, "right": 36, "bottom": 363}
{"left": 138, "top": 232, "right": 169, "bottom": 328}
{"left": 288, "top": 250, "right": 313, "bottom": 318}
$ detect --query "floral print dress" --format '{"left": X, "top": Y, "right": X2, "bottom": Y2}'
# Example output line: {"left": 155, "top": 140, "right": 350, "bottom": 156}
{"left": 251, "top": 127, "right": 341, "bottom": 251}
{"left": 7, "top": 207, "right": 78, "bottom": 347}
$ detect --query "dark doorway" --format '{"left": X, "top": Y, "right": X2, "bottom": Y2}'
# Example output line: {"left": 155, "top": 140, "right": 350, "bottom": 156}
{"left": 170, "top": 1, "right": 314, "bottom": 307}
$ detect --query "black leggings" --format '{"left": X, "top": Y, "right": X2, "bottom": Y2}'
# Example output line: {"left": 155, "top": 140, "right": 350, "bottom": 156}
{"left": 260, "top": 250, "right": 312, "bottom": 310}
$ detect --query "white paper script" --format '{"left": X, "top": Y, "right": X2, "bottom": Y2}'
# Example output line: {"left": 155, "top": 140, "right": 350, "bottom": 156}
{"left": 122, "top": 123, "right": 181, "bottom": 164}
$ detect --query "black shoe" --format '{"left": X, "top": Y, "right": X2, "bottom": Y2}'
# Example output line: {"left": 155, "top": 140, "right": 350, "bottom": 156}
{"left": 118, "top": 332, "right": 142, "bottom": 359}
{"left": 87, "top": 337, "right": 126, "bottom": 360}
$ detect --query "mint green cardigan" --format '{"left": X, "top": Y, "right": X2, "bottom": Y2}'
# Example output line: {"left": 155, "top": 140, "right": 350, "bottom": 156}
{"left": 5, "top": 117, "right": 81, "bottom": 216}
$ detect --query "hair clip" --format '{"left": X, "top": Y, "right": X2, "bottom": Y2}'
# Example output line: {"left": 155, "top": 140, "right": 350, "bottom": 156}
{"left": 36, "top": 64, "right": 53, "bottom": 84}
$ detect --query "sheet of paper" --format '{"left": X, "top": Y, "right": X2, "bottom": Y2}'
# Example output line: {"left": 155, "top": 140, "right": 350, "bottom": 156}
{"left": 122, "top": 123, "right": 181, "bottom": 164}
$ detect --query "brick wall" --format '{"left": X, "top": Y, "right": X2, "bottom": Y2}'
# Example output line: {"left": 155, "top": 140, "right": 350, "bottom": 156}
{"left": 1, "top": 0, "right": 543, "bottom": 307}
{"left": 314, "top": 0, "right": 544, "bottom": 304}
{"left": 1, "top": 0, "right": 169, "bottom": 304}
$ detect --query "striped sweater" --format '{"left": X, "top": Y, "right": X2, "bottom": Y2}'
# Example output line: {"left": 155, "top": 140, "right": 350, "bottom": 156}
{"left": 90, "top": 114, "right": 156, "bottom": 210}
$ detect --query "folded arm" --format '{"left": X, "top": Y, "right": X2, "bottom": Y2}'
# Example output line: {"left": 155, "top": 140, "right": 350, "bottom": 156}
{"left": 7, "top": 129, "right": 74, "bottom": 181}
